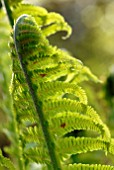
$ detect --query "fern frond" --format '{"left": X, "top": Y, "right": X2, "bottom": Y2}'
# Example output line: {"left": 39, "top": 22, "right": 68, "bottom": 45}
{"left": 38, "top": 81, "right": 87, "bottom": 104}
{"left": 63, "top": 164, "right": 114, "bottom": 170}
{"left": 71, "top": 66, "right": 101, "bottom": 84}
{"left": 57, "top": 137, "right": 108, "bottom": 156}
{"left": 109, "top": 138, "right": 114, "bottom": 155}
{"left": 22, "top": 125, "right": 44, "bottom": 143}
{"left": 0, "top": 150, "right": 16, "bottom": 170}
{"left": 49, "top": 113, "right": 106, "bottom": 137}
{"left": 10, "top": 10, "right": 114, "bottom": 170}
{"left": 24, "top": 147, "right": 50, "bottom": 164}
{"left": 42, "top": 99, "right": 110, "bottom": 140}
{"left": 12, "top": 4, "right": 72, "bottom": 39}
{"left": 41, "top": 12, "right": 72, "bottom": 39}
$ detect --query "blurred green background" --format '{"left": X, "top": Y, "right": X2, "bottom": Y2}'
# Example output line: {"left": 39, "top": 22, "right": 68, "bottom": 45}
{"left": 0, "top": 0, "right": 114, "bottom": 169}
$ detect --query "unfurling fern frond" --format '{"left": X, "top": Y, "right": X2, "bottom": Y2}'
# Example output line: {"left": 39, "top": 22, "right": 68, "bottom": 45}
{"left": 10, "top": 6, "right": 114, "bottom": 170}
{"left": 12, "top": 4, "right": 72, "bottom": 39}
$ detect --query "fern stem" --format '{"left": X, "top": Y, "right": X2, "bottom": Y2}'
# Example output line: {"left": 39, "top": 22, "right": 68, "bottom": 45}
{"left": 1, "top": 0, "right": 14, "bottom": 27}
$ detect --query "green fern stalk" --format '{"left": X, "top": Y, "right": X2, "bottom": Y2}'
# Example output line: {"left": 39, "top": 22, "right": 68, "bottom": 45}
{"left": 1, "top": 0, "right": 14, "bottom": 27}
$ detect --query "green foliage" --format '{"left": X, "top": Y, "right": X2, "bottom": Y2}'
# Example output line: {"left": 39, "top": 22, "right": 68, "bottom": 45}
{"left": 1, "top": 1, "right": 114, "bottom": 170}
{"left": 0, "top": 150, "right": 16, "bottom": 170}
{"left": 9, "top": 4, "right": 114, "bottom": 169}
